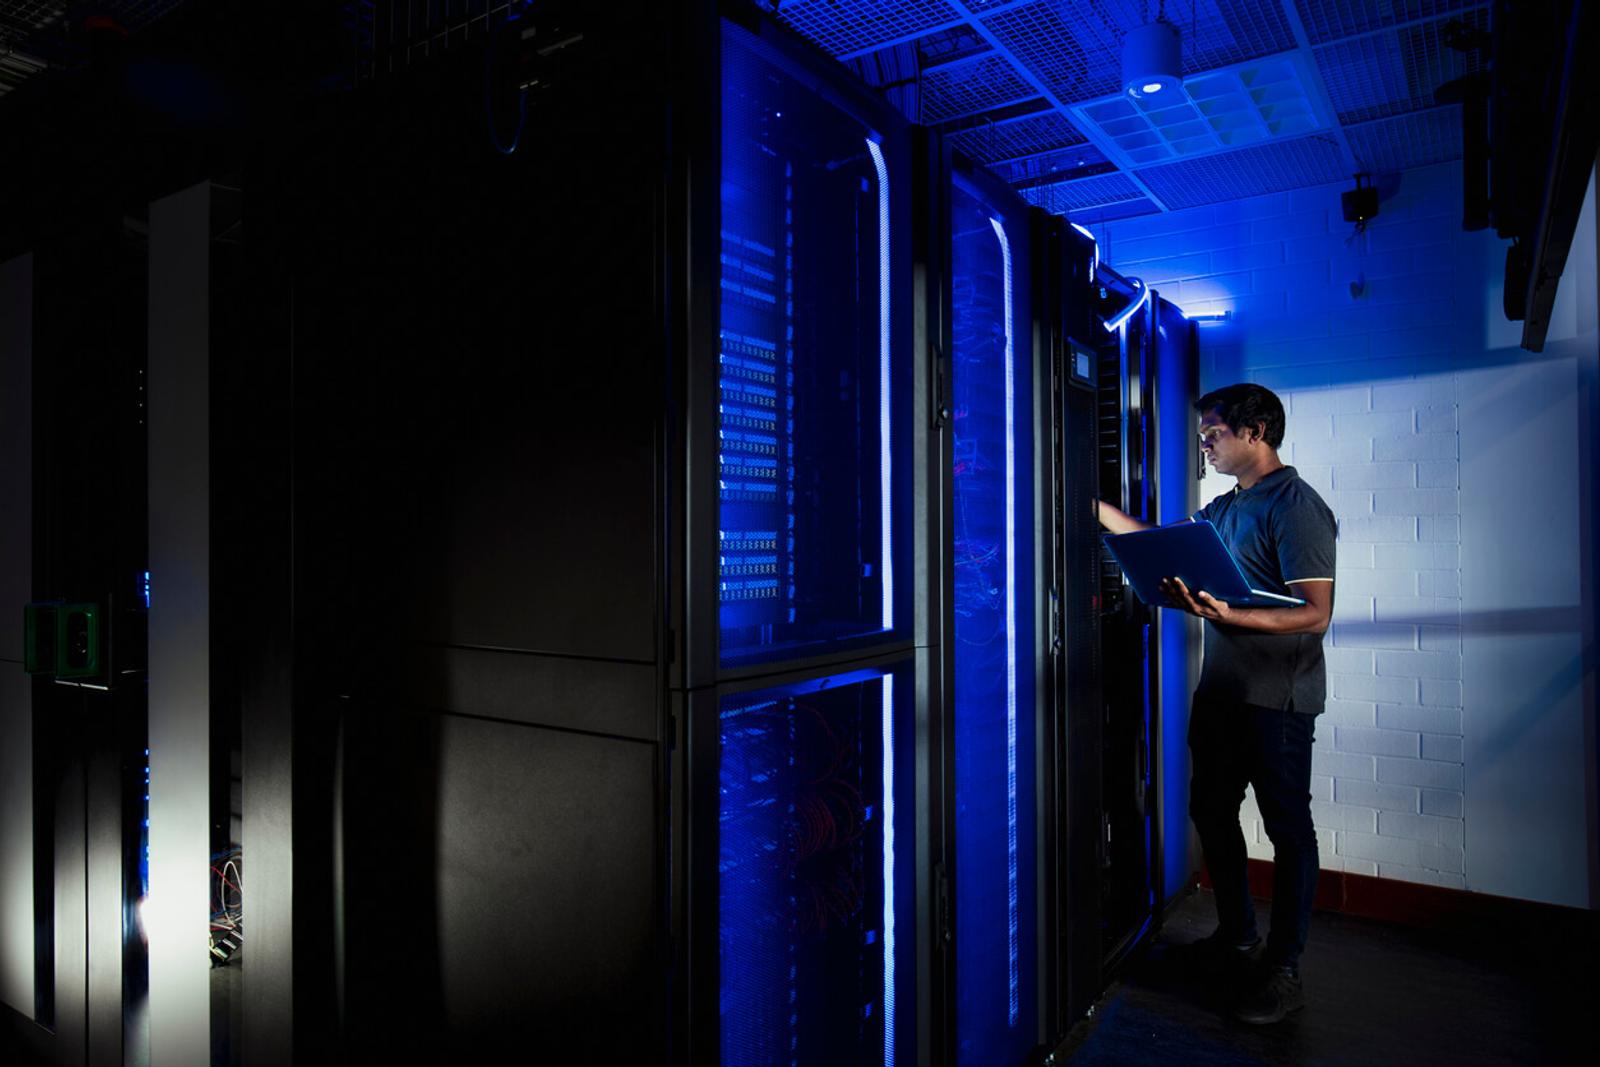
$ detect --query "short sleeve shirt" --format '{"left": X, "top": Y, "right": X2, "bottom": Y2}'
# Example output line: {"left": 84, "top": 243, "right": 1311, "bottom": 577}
{"left": 1191, "top": 465, "right": 1337, "bottom": 714}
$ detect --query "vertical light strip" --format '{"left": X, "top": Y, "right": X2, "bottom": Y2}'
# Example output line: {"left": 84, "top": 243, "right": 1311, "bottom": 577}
{"left": 989, "top": 216, "right": 1020, "bottom": 1026}
{"left": 881, "top": 672, "right": 896, "bottom": 1066}
{"left": 866, "top": 137, "right": 892, "bottom": 633}
{"left": 1070, "top": 221, "right": 1099, "bottom": 277}
{"left": 0, "top": 253, "right": 35, "bottom": 1015}
{"left": 148, "top": 181, "right": 214, "bottom": 1067}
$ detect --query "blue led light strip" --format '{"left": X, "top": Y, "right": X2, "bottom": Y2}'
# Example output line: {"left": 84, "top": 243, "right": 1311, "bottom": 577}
{"left": 989, "top": 215, "right": 1021, "bottom": 1027}
{"left": 1070, "top": 221, "right": 1099, "bottom": 277}
{"left": 881, "top": 671, "right": 896, "bottom": 1066}
{"left": 867, "top": 137, "right": 892, "bottom": 634}
{"left": 1102, "top": 276, "right": 1149, "bottom": 333}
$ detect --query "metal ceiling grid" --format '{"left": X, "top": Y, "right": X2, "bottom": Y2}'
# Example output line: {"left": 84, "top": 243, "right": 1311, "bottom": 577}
{"left": 974, "top": 1, "right": 1095, "bottom": 101}
{"left": 915, "top": 23, "right": 991, "bottom": 66}
{"left": 1346, "top": 104, "right": 1461, "bottom": 174}
{"left": 982, "top": 0, "right": 1298, "bottom": 103}
{"left": 0, "top": 1, "right": 194, "bottom": 98}
{"left": 1314, "top": 8, "right": 1485, "bottom": 125}
{"left": 1315, "top": 30, "right": 1410, "bottom": 124}
{"left": 990, "top": 142, "right": 1113, "bottom": 184}
{"left": 114, "top": 1, "right": 190, "bottom": 26}
{"left": 1072, "top": 51, "right": 1330, "bottom": 169}
{"left": 0, "top": 1, "right": 53, "bottom": 97}
{"left": 1071, "top": 196, "right": 1163, "bottom": 223}
{"left": 1019, "top": 169, "right": 1146, "bottom": 212}
{"left": 921, "top": 51, "right": 1036, "bottom": 122}
{"left": 0, "top": 1, "right": 62, "bottom": 37}
{"left": 1294, "top": 0, "right": 1482, "bottom": 45}
{"left": 1134, "top": 132, "right": 1348, "bottom": 208}
{"left": 956, "top": 0, "right": 1028, "bottom": 12}
{"left": 773, "top": 0, "right": 963, "bottom": 58}
{"left": 947, "top": 108, "right": 1086, "bottom": 162}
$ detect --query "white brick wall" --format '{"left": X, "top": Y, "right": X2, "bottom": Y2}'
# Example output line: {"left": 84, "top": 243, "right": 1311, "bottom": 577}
{"left": 1095, "top": 163, "right": 1473, "bottom": 890}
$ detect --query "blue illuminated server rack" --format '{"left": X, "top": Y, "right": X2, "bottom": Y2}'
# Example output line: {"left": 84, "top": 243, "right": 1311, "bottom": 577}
{"left": 933, "top": 148, "right": 1044, "bottom": 1067}
{"left": 681, "top": 11, "right": 922, "bottom": 1067}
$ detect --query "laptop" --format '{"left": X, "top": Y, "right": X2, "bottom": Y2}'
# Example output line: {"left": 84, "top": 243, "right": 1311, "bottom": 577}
{"left": 1101, "top": 520, "right": 1306, "bottom": 609}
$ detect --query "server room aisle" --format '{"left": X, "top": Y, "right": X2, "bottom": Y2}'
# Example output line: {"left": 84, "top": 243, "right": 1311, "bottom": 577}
{"left": 1058, "top": 889, "right": 1587, "bottom": 1067}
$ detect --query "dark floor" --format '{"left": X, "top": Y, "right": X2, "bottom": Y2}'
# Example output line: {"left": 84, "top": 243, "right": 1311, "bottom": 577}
{"left": 8, "top": 888, "right": 1590, "bottom": 1066}
{"left": 1057, "top": 889, "right": 1590, "bottom": 1067}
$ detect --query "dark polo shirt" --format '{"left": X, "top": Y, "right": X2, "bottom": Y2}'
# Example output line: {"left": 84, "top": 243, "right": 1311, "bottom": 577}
{"left": 1192, "top": 465, "right": 1337, "bottom": 714}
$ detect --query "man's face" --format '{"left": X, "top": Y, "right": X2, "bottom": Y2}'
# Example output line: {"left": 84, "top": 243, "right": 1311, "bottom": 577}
{"left": 1198, "top": 408, "right": 1256, "bottom": 478}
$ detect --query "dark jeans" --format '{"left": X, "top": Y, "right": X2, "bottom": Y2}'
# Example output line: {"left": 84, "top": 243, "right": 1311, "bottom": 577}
{"left": 1188, "top": 697, "right": 1319, "bottom": 970}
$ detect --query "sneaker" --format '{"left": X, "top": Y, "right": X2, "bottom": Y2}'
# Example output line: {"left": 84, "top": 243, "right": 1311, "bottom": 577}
{"left": 1233, "top": 964, "right": 1305, "bottom": 1025}
{"left": 1167, "top": 929, "right": 1262, "bottom": 976}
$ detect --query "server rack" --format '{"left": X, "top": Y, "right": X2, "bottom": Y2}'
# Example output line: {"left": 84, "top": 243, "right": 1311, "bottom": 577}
{"left": 1095, "top": 291, "right": 1161, "bottom": 975}
{"left": 687, "top": 15, "right": 926, "bottom": 1066}
{"left": 1034, "top": 216, "right": 1107, "bottom": 1034}
{"left": 1146, "top": 293, "right": 1201, "bottom": 913}
{"left": 4, "top": 215, "right": 153, "bottom": 1067}
{"left": 1091, "top": 281, "right": 1201, "bottom": 968}
{"left": 236, "top": 2, "right": 929, "bottom": 1065}
{"left": 930, "top": 148, "right": 1045, "bottom": 1067}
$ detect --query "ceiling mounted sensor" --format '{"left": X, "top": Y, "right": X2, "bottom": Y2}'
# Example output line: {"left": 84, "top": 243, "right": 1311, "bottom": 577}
{"left": 1123, "top": 6, "right": 1181, "bottom": 101}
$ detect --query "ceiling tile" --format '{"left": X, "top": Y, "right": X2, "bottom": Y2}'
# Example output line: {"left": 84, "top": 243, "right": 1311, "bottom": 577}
{"left": 947, "top": 108, "right": 1087, "bottom": 163}
{"left": 1294, "top": 0, "right": 1485, "bottom": 46}
{"left": 1346, "top": 105, "right": 1462, "bottom": 174}
{"left": 774, "top": 0, "right": 964, "bottom": 57}
{"left": 921, "top": 52, "right": 1036, "bottom": 122}
{"left": 981, "top": 0, "right": 1296, "bottom": 104}
{"left": 1019, "top": 170, "right": 1146, "bottom": 213}
{"left": 1134, "top": 133, "right": 1348, "bottom": 208}
{"left": 1315, "top": 8, "right": 1486, "bottom": 124}
{"left": 1072, "top": 51, "right": 1332, "bottom": 170}
{"left": 989, "top": 143, "right": 1113, "bottom": 184}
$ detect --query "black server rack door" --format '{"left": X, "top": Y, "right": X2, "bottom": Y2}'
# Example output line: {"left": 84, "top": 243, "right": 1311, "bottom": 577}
{"left": 1037, "top": 216, "right": 1105, "bottom": 1035}
{"left": 1096, "top": 308, "right": 1159, "bottom": 971}
{"left": 946, "top": 174, "right": 1039, "bottom": 1067}
{"left": 274, "top": 6, "right": 676, "bottom": 1063}
{"left": 1059, "top": 358, "right": 1105, "bottom": 1028}
{"left": 288, "top": 6, "right": 668, "bottom": 671}
{"left": 716, "top": 20, "right": 911, "bottom": 671}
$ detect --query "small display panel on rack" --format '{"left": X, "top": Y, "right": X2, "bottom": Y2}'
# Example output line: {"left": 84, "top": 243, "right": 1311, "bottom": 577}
{"left": 949, "top": 177, "right": 1038, "bottom": 1067}
{"left": 719, "top": 21, "right": 901, "bottom": 667}
{"left": 1068, "top": 343, "right": 1096, "bottom": 388}
{"left": 718, "top": 662, "right": 912, "bottom": 1067}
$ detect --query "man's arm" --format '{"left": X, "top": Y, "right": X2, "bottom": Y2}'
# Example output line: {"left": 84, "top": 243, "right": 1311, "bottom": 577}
{"left": 1097, "top": 499, "right": 1151, "bottom": 535}
{"left": 1160, "top": 576, "right": 1333, "bottom": 635}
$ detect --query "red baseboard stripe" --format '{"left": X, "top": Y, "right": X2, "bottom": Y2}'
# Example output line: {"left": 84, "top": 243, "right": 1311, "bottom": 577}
{"left": 1198, "top": 858, "right": 1600, "bottom": 940}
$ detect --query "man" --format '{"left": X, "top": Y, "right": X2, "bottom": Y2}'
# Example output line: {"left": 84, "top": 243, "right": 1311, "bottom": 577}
{"left": 1097, "top": 382, "right": 1336, "bottom": 1025}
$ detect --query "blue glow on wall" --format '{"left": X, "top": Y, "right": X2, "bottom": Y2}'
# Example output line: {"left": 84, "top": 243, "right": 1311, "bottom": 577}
{"left": 950, "top": 180, "right": 1036, "bottom": 1067}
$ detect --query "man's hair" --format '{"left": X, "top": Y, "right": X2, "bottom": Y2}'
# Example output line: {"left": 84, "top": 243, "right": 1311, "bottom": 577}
{"left": 1195, "top": 382, "right": 1286, "bottom": 449}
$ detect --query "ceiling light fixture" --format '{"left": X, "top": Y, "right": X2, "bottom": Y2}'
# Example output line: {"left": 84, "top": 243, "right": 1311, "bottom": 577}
{"left": 1123, "top": 2, "right": 1182, "bottom": 101}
